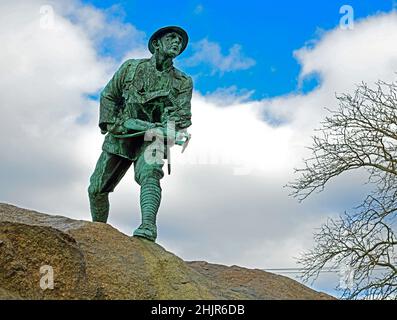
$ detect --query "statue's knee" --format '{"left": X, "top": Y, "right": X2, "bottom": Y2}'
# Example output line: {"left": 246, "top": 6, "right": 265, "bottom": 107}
{"left": 88, "top": 184, "right": 107, "bottom": 200}
{"left": 88, "top": 184, "right": 97, "bottom": 197}
{"left": 136, "top": 166, "right": 164, "bottom": 186}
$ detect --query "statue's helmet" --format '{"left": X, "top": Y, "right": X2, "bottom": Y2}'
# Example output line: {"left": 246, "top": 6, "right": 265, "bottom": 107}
{"left": 148, "top": 26, "right": 188, "bottom": 55}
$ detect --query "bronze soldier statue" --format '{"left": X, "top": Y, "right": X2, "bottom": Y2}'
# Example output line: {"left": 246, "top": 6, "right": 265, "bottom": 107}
{"left": 88, "top": 26, "right": 193, "bottom": 242}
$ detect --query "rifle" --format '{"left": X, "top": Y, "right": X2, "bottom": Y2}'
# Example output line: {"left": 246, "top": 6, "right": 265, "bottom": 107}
{"left": 111, "top": 119, "right": 191, "bottom": 174}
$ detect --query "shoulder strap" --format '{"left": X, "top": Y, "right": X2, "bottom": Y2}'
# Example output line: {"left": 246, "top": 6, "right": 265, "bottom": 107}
{"left": 123, "top": 59, "right": 149, "bottom": 87}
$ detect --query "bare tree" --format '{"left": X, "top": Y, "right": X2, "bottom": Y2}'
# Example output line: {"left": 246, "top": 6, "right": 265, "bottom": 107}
{"left": 289, "top": 80, "right": 397, "bottom": 299}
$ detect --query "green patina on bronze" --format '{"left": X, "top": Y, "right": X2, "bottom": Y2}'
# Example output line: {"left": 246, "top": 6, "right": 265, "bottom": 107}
{"left": 88, "top": 26, "right": 193, "bottom": 242}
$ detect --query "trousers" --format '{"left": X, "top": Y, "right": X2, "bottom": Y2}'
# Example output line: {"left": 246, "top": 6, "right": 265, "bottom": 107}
{"left": 88, "top": 145, "right": 164, "bottom": 223}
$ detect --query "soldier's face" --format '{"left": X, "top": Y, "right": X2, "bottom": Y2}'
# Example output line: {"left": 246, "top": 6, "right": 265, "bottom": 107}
{"left": 157, "top": 32, "right": 183, "bottom": 58}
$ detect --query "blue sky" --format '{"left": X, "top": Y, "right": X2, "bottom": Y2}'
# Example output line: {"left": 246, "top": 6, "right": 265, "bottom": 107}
{"left": 83, "top": 0, "right": 394, "bottom": 99}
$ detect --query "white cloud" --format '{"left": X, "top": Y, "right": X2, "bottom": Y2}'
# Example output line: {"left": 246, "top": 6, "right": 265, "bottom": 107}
{"left": 201, "top": 85, "right": 255, "bottom": 106}
{"left": 295, "top": 12, "right": 397, "bottom": 91}
{"left": 0, "top": 0, "right": 146, "bottom": 216}
{"left": 183, "top": 38, "right": 256, "bottom": 74}
{"left": 56, "top": 1, "right": 147, "bottom": 58}
{"left": 1, "top": 1, "right": 397, "bottom": 297}
{"left": 262, "top": 12, "right": 397, "bottom": 138}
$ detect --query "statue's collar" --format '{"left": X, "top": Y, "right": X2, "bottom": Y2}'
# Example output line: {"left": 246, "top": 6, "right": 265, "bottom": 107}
{"left": 149, "top": 55, "right": 174, "bottom": 73}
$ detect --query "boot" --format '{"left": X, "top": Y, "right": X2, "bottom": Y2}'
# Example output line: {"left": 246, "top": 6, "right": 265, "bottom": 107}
{"left": 89, "top": 192, "right": 110, "bottom": 223}
{"left": 133, "top": 177, "right": 162, "bottom": 241}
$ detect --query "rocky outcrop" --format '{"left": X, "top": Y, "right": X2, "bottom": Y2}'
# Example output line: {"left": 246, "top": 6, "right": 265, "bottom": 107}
{"left": 0, "top": 203, "right": 332, "bottom": 300}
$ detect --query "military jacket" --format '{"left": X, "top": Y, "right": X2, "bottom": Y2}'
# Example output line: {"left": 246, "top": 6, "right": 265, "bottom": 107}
{"left": 98, "top": 57, "right": 193, "bottom": 160}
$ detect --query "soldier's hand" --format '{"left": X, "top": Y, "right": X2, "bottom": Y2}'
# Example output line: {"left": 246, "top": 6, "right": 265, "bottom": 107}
{"left": 151, "top": 124, "right": 176, "bottom": 141}
{"left": 175, "top": 129, "right": 189, "bottom": 145}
